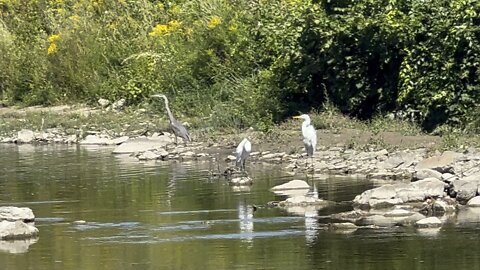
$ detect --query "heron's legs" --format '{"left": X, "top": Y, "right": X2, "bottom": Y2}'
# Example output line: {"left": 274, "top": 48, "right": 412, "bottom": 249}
{"left": 303, "top": 155, "right": 314, "bottom": 171}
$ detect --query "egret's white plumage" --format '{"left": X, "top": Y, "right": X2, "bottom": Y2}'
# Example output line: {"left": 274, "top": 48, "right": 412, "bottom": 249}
{"left": 235, "top": 138, "right": 251, "bottom": 171}
{"left": 293, "top": 114, "right": 317, "bottom": 157}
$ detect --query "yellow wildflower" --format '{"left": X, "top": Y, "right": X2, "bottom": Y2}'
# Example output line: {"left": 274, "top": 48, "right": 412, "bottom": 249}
{"left": 169, "top": 5, "right": 180, "bottom": 15}
{"left": 149, "top": 24, "right": 169, "bottom": 37}
{"left": 206, "top": 49, "right": 214, "bottom": 56}
{"left": 228, "top": 23, "right": 238, "bottom": 32}
{"left": 48, "top": 0, "right": 64, "bottom": 7}
{"left": 156, "top": 3, "right": 165, "bottom": 10}
{"left": 69, "top": 15, "right": 80, "bottom": 22}
{"left": 207, "top": 16, "right": 221, "bottom": 29}
{"left": 48, "top": 34, "right": 61, "bottom": 43}
{"left": 47, "top": 43, "right": 57, "bottom": 55}
{"left": 168, "top": 20, "right": 182, "bottom": 31}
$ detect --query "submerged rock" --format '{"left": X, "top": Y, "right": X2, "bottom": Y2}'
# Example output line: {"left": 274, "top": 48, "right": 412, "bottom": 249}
{"left": 328, "top": 222, "right": 358, "bottom": 233}
{"left": 384, "top": 208, "right": 412, "bottom": 217}
{"left": 396, "top": 212, "right": 427, "bottom": 227}
{"left": 330, "top": 210, "right": 367, "bottom": 223}
{"left": 229, "top": 176, "right": 253, "bottom": 186}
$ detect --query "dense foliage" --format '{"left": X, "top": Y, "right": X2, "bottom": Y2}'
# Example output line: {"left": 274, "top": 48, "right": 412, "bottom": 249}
{"left": 0, "top": 0, "right": 479, "bottom": 132}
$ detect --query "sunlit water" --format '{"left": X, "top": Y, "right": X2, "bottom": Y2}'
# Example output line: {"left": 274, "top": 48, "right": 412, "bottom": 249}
{"left": 1, "top": 144, "right": 480, "bottom": 269}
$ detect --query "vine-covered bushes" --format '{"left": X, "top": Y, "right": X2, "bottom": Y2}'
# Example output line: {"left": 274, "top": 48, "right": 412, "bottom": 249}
{"left": 269, "top": 0, "right": 480, "bottom": 132}
{"left": 0, "top": 0, "right": 479, "bottom": 132}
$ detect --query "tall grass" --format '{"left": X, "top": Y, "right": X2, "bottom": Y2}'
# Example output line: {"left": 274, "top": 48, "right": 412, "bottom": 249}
{"left": 1, "top": 0, "right": 479, "bottom": 133}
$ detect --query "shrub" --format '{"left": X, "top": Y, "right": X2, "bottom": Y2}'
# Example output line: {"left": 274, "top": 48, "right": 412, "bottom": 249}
{"left": 0, "top": 0, "right": 479, "bottom": 133}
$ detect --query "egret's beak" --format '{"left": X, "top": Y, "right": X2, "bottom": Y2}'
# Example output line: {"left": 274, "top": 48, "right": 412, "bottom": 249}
{"left": 292, "top": 116, "right": 301, "bottom": 119}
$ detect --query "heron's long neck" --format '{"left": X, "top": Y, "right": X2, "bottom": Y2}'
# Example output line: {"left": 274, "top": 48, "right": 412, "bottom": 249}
{"left": 162, "top": 98, "right": 175, "bottom": 123}
{"left": 302, "top": 119, "right": 311, "bottom": 128}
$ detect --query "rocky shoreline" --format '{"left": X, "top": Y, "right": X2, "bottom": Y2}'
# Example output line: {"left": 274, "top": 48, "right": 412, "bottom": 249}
{"left": 2, "top": 127, "right": 480, "bottom": 236}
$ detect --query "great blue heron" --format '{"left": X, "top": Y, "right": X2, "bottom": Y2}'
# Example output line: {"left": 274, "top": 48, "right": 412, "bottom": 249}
{"left": 235, "top": 138, "right": 251, "bottom": 171}
{"left": 293, "top": 114, "right": 317, "bottom": 165}
{"left": 152, "top": 94, "right": 191, "bottom": 144}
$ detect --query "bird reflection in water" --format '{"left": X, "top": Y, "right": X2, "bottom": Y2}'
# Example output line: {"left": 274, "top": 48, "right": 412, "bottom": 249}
{"left": 238, "top": 200, "right": 254, "bottom": 244}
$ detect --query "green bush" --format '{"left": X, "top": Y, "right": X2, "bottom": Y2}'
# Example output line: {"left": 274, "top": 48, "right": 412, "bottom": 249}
{"left": 397, "top": 0, "right": 480, "bottom": 132}
{"left": 0, "top": 0, "right": 479, "bottom": 133}
{"left": 267, "top": 0, "right": 480, "bottom": 132}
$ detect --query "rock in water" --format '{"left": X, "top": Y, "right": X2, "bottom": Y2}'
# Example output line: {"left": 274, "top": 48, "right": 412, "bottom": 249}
{"left": 0, "top": 221, "right": 39, "bottom": 240}
{"left": 467, "top": 196, "right": 480, "bottom": 207}
{"left": 79, "top": 135, "right": 112, "bottom": 145}
{"left": 416, "top": 217, "right": 442, "bottom": 228}
{"left": 0, "top": 207, "right": 35, "bottom": 222}
{"left": 16, "top": 129, "right": 35, "bottom": 144}
{"left": 229, "top": 176, "right": 253, "bottom": 186}
{"left": 0, "top": 207, "right": 38, "bottom": 240}
{"left": 271, "top": 180, "right": 310, "bottom": 190}
{"left": 113, "top": 136, "right": 172, "bottom": 154}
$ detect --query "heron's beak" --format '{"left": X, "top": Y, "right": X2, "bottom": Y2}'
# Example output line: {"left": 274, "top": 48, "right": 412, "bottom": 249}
{"left": 292, "top": 116, "right": 301, "bottom": 119}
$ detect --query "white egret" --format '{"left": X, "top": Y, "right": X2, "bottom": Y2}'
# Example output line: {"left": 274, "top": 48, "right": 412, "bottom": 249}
{"left": 293, "top": 114, "right": 317, "bottom": 164}
{"left": 235, "top": 138, "right": 251, "bottom": 171}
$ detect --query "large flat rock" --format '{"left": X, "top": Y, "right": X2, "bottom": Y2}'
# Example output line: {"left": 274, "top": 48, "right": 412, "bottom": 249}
{"left": 353, "top": 178, "right": 446, "bottom": 209}
{"left": 415, "top": 151, "right": 462, "bottom": 173}
{"left": 271, "top": 180, "right": 310, "bottom": 191}
{"left": 112, "top": 136, "right": 172, "bottom": 154}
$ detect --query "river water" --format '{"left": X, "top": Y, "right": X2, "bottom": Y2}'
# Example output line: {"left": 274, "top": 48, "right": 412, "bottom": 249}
{"left": 1, "top": 144, "right": 480, "bottom": 269}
